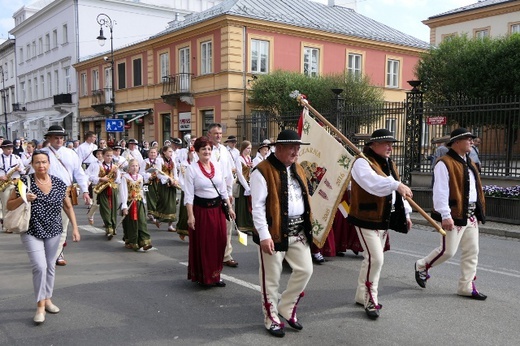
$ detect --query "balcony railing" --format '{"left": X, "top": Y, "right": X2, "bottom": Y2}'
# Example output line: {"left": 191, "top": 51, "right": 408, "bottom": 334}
{"left": 53, "top": 93, "right": 72, "bottom": 105}
{"left": 91, "top": 88, "right": 113, "bottom": 115}
{"left": 162, "top": 73, "right": 192, "bottom": 95}
{"left": 12, "top": 103, "right": 26, "bottom": 112}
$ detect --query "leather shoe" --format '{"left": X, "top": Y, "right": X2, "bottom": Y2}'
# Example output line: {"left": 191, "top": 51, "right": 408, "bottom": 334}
{"left": 280, "top": 314, "right": 303, "bottom": 330}
{"left": 45, "top": 304, "right": 60, "bottom": 314}
{"left": 266, "top": 323, "right": 285, "bottom": 338}
{"left": 223, "top": 259, "right": 238, "bottom": 267}
{"left": 143, "top": 244, "right": 153, "bottom": 251}
{"left": 214, "top": 280, "right": 226, "bottom": 287}
{"left": 461, "top": 291, "right": 487, "bottom": 301}
{"left": 415, "top": 263, "right": 428, "bottom": 288}
{"left": 365, "top": 301, "right": 382, "bottom": 320}
{"left": 33, "top": 312, "right": 45, "bottom": 324}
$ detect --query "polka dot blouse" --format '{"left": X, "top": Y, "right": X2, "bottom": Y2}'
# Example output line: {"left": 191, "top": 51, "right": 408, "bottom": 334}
{"left": 16, "top": 174, "right": 67, "bottom": 239}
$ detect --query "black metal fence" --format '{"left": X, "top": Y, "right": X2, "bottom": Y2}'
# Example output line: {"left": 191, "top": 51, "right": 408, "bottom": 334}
{"left": 236, "top": 95, "right": 520, "bottom": 181}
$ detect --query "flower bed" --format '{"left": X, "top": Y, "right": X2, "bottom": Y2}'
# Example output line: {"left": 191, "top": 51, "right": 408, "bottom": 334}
{"left": 483, "top": 185, "right": 520, "bottom": 199}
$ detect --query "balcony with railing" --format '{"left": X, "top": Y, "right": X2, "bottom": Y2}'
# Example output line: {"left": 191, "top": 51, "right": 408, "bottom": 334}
{"left": 91, "top": 88, "right": 113, "bottom": 115}
{"left": 161, "top": 73, "right": 193, "bottom": 106}
{"left": 53, "top": 93, "right": 72, "bottom": 105}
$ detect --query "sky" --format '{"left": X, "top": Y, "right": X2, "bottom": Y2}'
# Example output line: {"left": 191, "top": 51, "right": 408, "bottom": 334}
{"left": 0, "top": 0, "right": 478, "bottom": 44}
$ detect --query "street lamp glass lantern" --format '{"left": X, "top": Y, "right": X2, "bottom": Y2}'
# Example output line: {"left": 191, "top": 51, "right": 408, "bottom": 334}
{"left": 97, "top": 27, "right": 107, "bottom": 47}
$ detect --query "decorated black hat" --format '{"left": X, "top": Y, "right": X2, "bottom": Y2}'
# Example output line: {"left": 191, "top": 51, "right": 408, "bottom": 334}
{"left": 447, "top": 128, "right": 476, "bottom": 147}
{"left": 271, "top": 129, "right": 310, "bottom": 145}
{"left": 366, "top": 129, "right": 398, "bottom": 144}
{"left": 92, "top": 148, "right": 103, "bottom": 157}
{"left": 44, "top": 125, "right": 68, "bottom": 137}
{"left": 127, "top": 138, "right": 138, "bottom": 145}
{"left": 171, "top": 138, "right": 183, "bottom": 146}
{"left": 258, "top": 139, "right": 271, "bottom": 150}
{"left": 224, "top": 135, "right": 237, "bottom": 143}
{"left": 0, "top": 139, "right": 14, "bottom": 148}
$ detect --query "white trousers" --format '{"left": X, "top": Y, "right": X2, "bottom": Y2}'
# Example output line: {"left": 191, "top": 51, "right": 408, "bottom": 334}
{"left": 55, "top": 209, "right": 70, "bottom": 258}
{"left": 416, "top": 217, "right": 480, "bottom": 295}
{"left": 355, "top": 226, "right": 388, "bottom": 307}
{"left": 258, "top": 233, "right": 313, "bottom": 329}
{"left": 223, "top": 219, "right": 234, "bottom": 262}
{"left": 21, "top": 233, "right": 61, "bottom": 303}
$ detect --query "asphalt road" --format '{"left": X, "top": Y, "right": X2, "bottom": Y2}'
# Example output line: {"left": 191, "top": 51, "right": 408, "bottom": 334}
{"left": 1, "top": 204, "right": 519, "bottom": 346}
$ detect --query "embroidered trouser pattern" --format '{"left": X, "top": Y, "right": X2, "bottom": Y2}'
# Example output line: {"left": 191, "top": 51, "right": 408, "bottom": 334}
{"left": 416, "top": 217, "right": 479, "bottom": 295}
{"left": 355, "top": 226, "right": 387, "bottom": 307}
{"left": 258, "top": 233, "right": 313, "bottom": 329}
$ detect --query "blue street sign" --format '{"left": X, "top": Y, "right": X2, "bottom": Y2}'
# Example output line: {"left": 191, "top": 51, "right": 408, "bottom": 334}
{"left": 106, "top": 119, "right": 125, "bottom": 133}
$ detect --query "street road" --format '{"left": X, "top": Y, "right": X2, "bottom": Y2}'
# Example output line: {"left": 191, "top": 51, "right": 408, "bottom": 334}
{"left": 1, "top": 205, "right": 519, "bottom": 345}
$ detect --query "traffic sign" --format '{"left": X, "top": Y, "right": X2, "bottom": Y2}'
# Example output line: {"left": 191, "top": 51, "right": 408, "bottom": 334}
{"left": 106, "top": 119, "right": 125, "bottom": 132}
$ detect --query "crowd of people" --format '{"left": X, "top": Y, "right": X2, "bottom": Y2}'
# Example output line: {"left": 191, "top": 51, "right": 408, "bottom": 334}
{"left": 0, "top": 125, "right": 487, "bottom": 336}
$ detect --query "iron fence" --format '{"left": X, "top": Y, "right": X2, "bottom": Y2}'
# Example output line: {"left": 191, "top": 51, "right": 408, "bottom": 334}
{"left": 236, "top": 95, "right": 520, "bottom": 180}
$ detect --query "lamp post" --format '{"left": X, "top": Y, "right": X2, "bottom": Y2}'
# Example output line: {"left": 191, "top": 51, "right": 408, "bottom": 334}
{"left": 96, "top": 13, "right": 116, "bottom": 141}
{"left": 0, "top": 67, "right": 8, "bottom": 140}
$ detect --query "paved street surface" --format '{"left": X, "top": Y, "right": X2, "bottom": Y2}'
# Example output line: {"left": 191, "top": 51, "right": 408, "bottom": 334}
{"left": 1, "top": 205, "right": 519, "bottom": 346}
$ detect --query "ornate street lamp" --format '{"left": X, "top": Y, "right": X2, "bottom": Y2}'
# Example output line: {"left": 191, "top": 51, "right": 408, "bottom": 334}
{"left": 96, "top": 13, "right": 116, "bottom": 119}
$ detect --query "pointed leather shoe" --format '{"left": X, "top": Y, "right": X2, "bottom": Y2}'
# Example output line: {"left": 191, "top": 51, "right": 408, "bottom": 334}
{"left": 267, "top": 323, "right": 285, "bottom": 338}
{"left": 415, "top": 263, "right": 428, "bottom": 288}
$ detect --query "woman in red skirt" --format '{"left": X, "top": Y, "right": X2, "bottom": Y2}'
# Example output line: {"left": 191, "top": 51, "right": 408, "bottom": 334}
{"left": 185, "top": 136, "right": 235, "bottom": 287}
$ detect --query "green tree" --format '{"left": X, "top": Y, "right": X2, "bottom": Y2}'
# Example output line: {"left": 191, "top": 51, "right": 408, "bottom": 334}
{"left": 416, "top": 34, "right": 520, "bottom": 102}
{"left": 248, "top": 70, "right": 383, "bottom": 127}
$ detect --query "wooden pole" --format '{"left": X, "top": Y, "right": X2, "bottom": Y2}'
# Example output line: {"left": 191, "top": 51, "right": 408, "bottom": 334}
{"left": 294, "top": 93, "right": 446, "bottom": 237}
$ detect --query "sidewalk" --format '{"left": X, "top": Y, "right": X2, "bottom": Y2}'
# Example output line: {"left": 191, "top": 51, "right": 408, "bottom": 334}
{"left": 410, "top": 212, "right": 520, "bottom": 239}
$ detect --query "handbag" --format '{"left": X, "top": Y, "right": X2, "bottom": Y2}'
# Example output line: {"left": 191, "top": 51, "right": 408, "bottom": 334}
{"left": 4, "top": 175, "right": 32, "bottom": 233}
{"left": 232, "top": 182, "right": 241, "bottom": 198}
{"left": 209, "top": 178, "right": 231, "bottom": 221}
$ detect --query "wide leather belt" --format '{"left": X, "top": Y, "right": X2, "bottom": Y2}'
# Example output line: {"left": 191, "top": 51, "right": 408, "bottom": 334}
{"left": 288, "top": 216, "right": 304, "bottom": 236}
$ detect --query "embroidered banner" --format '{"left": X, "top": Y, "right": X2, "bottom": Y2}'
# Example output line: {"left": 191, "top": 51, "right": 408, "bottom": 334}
{"left": 298, "top": 108, "right": 354, "bottom": 247}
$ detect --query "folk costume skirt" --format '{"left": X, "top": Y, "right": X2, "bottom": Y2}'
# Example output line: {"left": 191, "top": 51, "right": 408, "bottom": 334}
{"left": 155, "top": 183, "right": 177, "bottom": 222}
{"left": 145, "top": 179, "right": 159, "bottom": 216}
{"left": 122, "top": 200, "right": 151, "bottom": 250}
{"left": 234, "top": 184, "right": 254, "bottom": 232}
{"left": 188, "top": 198, "right": 227, "bottom": 285}
{"left": 98, "top": 187, "right": 118, "bottom": 231}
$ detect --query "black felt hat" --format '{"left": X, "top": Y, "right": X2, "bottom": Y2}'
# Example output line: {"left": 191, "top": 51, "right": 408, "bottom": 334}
{"left": 447, "top": 128, "right": 476, "bottom": 147}
{"left": 0, "top": 140, "right": 13, "bottom": 148}
{"left": 366, "top": 129, "right": 398, "bottom": 144}
{"left": 271, "top": 130, "right": 310, "bottom": 145}
{"left": 224, "top": 135, "right": 237, "bottom": 143}
{"left": 44, "top": 125, "right": 68, "bottom": 137}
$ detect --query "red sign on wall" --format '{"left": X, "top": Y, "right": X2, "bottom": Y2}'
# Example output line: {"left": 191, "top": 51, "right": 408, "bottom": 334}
{"left": 426, "top": 116, "right": 447, "bottom": 125}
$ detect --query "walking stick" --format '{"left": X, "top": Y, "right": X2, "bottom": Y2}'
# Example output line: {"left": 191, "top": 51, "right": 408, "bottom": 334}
{"left": 290, "top": 91, "right": 446, "bottom": 236}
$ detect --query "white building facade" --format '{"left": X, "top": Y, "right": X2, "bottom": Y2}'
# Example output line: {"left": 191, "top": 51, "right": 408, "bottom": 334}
{"left": 0, "top": 39, "right": 17, "bottom": 139}
{"left": 9, "top": 0, "right": 222, "bottom": 141}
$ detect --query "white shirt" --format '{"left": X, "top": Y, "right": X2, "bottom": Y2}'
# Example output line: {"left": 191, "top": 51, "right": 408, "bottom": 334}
{"left": 21, "top": 152, "right": 34, "bottom": 174}
{"left": 0, "top": 154, "right": 25, "bottom": 179}
{"left": 119, "top": 172, "right": 147, "bottom": 209}
{"left": 140, "top": 157, "right": 163, "bottom": 175}
{"left": 433, "top": 157, "right": 477, "bottom": 220}
{"left": 211, "top": 143, "right": 235, "bottom": 196}
{"left": 250, "top": 163, "right": 305, "bottom": 242}
{"left": 42, "top": 146, "right": 90, "bottom": 193}
{"left": 86, "top": 160, "right": 121, "bottom": 185}
{"left": 227, "top": 145, "right": 240, "bottom": 163}
{"left": 184, "top": 161, "right": 228, "bottom": 205}
{"left": 122, "top": 148, "right": 144, "bottom": 167}
{"left": 252, "top": 151, "right": 268, "bottom": 168}
{"left": 76, "top": 141, "right": 98, "bottom": 165}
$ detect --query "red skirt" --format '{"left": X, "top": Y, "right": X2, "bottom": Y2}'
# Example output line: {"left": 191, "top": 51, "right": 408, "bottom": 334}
{"left": 187, "top": 203, "right": 227, "bottom": 285}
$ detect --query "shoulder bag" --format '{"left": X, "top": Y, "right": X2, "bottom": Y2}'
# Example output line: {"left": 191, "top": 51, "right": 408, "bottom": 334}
{"left": 4, "top": 175, "right": 32, "bottom": 233}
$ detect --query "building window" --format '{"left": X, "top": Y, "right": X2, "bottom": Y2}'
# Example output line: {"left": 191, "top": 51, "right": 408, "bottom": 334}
{"left": 81, "top": 73, "right": 87, "bottom": 96}
{"left": 92, "top": 70, "right": 99, "bottom": 91}
{"left": 62, "top": 24, "right": 68, "bottom": 44}
{"left": 133, "top": 58, "right": 142, "bottom": 87}
{"left": 347, "top": 53, "right": 362, "bottom": 79}
{"left": 26, "top": 44, "right": 30, "bottom": 60}
{"left": 511, "top": 23, "right": 520, "bottom": 34}
{"left": 19, "top": 48, "right": 23, "bottom": 63}
{"left": 474, "top": 29, "right": 489, "bottom": 39}
{"left": 201, "top": 110, "right": 214, "bottom": 131}
{"left": 303, "top": 47, "right": 319, "bottom": 77}
{"left": 117, "top": 62, "right": 126, "bottom": 89}
{"left": 34, "top": 77, "right": 38, "bottom": 100}
{"left": 38, "top": 37, "right": 43, "bottom": 55}
{"left": 54, "top": 70, "right": 59, "bottom": 94}
{"left": 9, "top": 60, "right": 13, "bottom": 78}
{"left": 159, "top": 52, "right": 169, "bottom": 78}
{"left": 64, "top": 67, "right": 71, "bottom": 93}
{"left": 32, "top": 41, "right": 36, "bottom": 58}
{"left": 200, "top": 41, "right": 212, "bottom": 75}
{"left": 251, "top": 39, "right": 269, "bottom": 74}
{"left": 52, "top": 29, "right": 58, "bottom": 48}
{"left": 385, "top": 118, "right": 396, "bottom": 137}
{"left": 45, "top": 33, "right": 50, "bottom": 51}
{"left": 179, "top": 47, "right": 190, "bottom": 91}
{"left": 386, "top": 59, "right": 400, "bottom": 88}
{"left": 28, "top": 79, "right": 32, "bottom": 101}
{"left": 21, "top": 82, "right": 26, "bottom": 103}
{"left": 41, "top": 75, "right": 45, "bottom": 98}
{"left": 47, "top": 72, "right": 52, "bottom": 97}
{"left": 162, "top": 114, "right": 171, "bottom": 143}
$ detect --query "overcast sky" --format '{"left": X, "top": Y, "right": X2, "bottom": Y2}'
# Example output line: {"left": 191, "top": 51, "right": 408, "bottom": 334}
{"left": 0, "top": 0, "right": 477, "bottom": 44}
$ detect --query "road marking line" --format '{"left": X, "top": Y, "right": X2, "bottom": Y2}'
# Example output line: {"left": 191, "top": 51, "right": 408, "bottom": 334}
{"left": 179, "top": 261, "right": 261, "bottom": 292}
{"left": 79, "top": 225, "right": 106, "bottom": 234}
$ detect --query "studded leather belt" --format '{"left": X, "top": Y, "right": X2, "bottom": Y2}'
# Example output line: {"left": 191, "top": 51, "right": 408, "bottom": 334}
{"left": 288, "top": 216, "right": 304, "bottom": 236}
